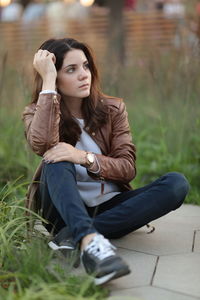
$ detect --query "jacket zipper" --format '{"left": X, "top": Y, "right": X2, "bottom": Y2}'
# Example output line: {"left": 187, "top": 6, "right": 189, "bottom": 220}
{"left": 101, "top": 183, "right": 104, "bottom": 195}
{"left": 87, "top": 128, "right": 104, "bottom": 196}
{"left": 99, "top": 176, "right": 105, "bottom": 195}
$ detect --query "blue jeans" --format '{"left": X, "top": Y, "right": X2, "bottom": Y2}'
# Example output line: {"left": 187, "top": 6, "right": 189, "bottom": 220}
{"left": 39, "top": 161, "right": 189, "bottom": 245}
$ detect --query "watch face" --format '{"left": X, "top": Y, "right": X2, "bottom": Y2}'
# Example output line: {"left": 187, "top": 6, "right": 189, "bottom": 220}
{"left": 87, "top": 153, "right": 94, "bottom": 164}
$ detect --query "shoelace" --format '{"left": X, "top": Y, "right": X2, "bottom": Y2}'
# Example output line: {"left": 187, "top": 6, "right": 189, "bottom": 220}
{"left": 85, "top": 234, "right": 116, "bottom": 260}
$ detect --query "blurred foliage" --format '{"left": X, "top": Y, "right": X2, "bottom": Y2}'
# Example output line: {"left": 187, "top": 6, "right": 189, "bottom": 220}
{"left": 102, "top": 48, "right": 200, "bottom": 205}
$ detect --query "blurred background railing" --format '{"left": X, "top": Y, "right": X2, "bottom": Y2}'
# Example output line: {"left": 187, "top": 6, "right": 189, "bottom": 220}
{"left": 0, "top": 8, "right": 198, "bottom": 71}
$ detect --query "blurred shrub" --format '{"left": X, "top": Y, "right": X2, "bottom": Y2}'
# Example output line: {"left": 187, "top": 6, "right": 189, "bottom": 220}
{"left": 0, "top": 64, "right": 40, "bottom": 186}
{"left": 102, "top": 49, "right": 200, "bottom": 204}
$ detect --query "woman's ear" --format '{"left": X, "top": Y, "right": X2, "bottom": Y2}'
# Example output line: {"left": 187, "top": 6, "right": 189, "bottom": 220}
{"left": 52, "top": 53, "right": 56, "bottom": 65}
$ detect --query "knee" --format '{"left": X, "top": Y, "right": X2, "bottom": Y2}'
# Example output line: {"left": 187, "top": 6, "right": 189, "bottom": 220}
{"left": 44, "top": 161, "right": 74, "bottom": 170}
{"left": 165, "top": 172, "right": 190, "bottom": 207}
{"left": 43, "top": 161, "right": 76, "bottom": 177}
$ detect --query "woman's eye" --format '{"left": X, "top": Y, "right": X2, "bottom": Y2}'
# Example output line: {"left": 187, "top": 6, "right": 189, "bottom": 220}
{"left": 67, "top": 67, "right": 75, "bottom": 73}
{"left": 84, "top": 63, "right": 89, "bottom": 70}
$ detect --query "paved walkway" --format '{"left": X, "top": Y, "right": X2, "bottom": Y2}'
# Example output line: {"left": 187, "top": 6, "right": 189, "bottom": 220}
{"left": 35, "top": 204, "right": 200, "bottom": 299}
{"left": 107, "top": 204, "right": 200, "bottom": 300}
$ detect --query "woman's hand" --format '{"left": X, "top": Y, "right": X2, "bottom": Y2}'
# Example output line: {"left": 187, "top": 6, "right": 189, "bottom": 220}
{"left": 33, "top": 49, "right": 57, "bottom": 83}
{"left": 43, "top": 142, "right": 86, "bottom": 165}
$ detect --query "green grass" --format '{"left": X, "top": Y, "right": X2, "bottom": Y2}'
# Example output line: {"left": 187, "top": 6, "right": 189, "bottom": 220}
{"left": 0, "top": 181, "right": 109, "bottom": 299}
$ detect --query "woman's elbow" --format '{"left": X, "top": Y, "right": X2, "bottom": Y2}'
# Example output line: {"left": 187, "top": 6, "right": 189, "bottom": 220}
{"left": 26, "top": 133, "right": 52, "bottom": 156}
{"left": 123, "top": 164, "right": 136, "bottom": 183}
{"left": 29, "top": 143, "right": 46, "bottom": 156}
{"left": 27, "top": 138, "right": 47, "bottom": 157}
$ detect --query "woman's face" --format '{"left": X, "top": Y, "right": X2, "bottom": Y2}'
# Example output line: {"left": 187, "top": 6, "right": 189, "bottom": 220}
{"left": 56, "top": 49, "right": 91, "bottom": 100}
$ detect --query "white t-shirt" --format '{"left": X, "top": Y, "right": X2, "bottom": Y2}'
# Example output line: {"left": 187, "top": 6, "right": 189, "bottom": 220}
{"left": 75, "top": 119, "right": 120, "bottom": 207}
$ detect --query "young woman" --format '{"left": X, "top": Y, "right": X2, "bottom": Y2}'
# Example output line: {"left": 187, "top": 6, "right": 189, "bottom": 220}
{"left": 22, "top": 38, "right": 189, "bottom": 285}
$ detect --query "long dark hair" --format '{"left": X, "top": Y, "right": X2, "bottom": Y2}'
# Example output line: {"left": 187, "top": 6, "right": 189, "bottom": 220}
{"left": 31, "top": 38, "right": 109, "bottom": 145}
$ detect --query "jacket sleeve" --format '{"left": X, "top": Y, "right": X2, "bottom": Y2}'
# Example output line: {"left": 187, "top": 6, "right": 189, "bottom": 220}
{"left": 22, "top": 93, "right": 61, "bottom": 156}
{"left": 88, "top": 101, "right": 136, "bottom": 183}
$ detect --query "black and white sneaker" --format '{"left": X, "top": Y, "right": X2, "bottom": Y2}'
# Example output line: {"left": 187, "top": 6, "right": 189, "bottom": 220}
{"left": 81, "top": 234, "right": 130, "bottom": 285}
{"left": 48, "top": 226, "right": 75, "bottom": 251}
{"left": 48, "top": 226, "right": 80, "bottom": 268}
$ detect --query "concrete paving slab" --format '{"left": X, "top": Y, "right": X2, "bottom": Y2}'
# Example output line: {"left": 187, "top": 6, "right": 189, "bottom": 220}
{"left": 109, "top": 286, "right": 200, "bottom": 300}
{"left": 106, "top": 248, "right": 157, "bottom": 289}
{"left": 194, "top": 231, "right": 200, "bottom": 253}
{"left": 112, "top": 222, "right": 194, "bottom": 255}
{"left": 166, "top": 205, "right": 200, "bottom": 217}
{"left": 153, "top": 253, "right": 200, "bottom": 298}
{"left": 153, "top": 215, "right": 200, "bottom": 229}
{"left": 112, "top": 205, "right": 200, "bottom": 255}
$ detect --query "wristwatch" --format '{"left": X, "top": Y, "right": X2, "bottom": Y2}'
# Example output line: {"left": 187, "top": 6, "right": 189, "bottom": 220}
{"left": 85, "top": 152, "right": 95, "bottom": 168}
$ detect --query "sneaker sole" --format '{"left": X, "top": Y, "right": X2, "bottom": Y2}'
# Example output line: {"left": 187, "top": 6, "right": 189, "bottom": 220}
{"left": 94, "top": 267, "right": 131, "bottom": 285}
{"left": 48, "top": 241, "right": 75, "bottom": 250}
{"left": 94, "top": 271, "right": 117, "bottom": 285}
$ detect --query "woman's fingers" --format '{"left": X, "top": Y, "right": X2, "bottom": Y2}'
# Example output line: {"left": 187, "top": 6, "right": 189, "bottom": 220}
{"left": 34, "top": 50, "right": 54, "bottom": 62}
{"left": 44, "top": 149, "right": 67, "bottom": 160}
{"left": 33, "top": 49, "right": 57, "bottom": 79}
{"left": 44, "top": 156, "right": 69, "bottom": 164}
{"left": 43, "top": 144, "right": 65, "bottom": 161}
{"left": 34, "top": 50, "right": 46, "bottom": 62}
{"left": 43, "top": 153, "right": 66, "bottom": 163}
{"left": 44, "top": 144, "right": 60, "bottom": 156}
{"left": 37, "top": 49, "right": 50, "bottom": 57}
{"left": 43, "top": 143, "right": 78, "bottom": 163}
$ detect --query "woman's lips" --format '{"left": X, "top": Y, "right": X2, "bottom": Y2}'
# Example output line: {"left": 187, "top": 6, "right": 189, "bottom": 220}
{"left": 79, "top": 84, "right": 89, "bottom": 89}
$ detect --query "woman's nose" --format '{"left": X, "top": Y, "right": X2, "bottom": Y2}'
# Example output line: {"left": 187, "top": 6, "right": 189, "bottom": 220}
{"left": 78, "top": 68, "right": 88, "bottom": 80}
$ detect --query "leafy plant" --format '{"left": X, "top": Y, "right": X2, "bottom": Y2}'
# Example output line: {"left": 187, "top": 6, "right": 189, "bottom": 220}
{"left": 0, "top": 180, "right": 108, "bottom": 299}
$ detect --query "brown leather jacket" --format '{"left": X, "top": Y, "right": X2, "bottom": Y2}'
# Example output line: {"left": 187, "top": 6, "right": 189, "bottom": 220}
{"left": 22, "top": 93, "right": 136, "bottom": 214}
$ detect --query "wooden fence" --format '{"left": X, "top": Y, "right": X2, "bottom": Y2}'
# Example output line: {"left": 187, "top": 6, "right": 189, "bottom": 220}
{"left": 0, "top": 11, "right": 186, "bottom": 69}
